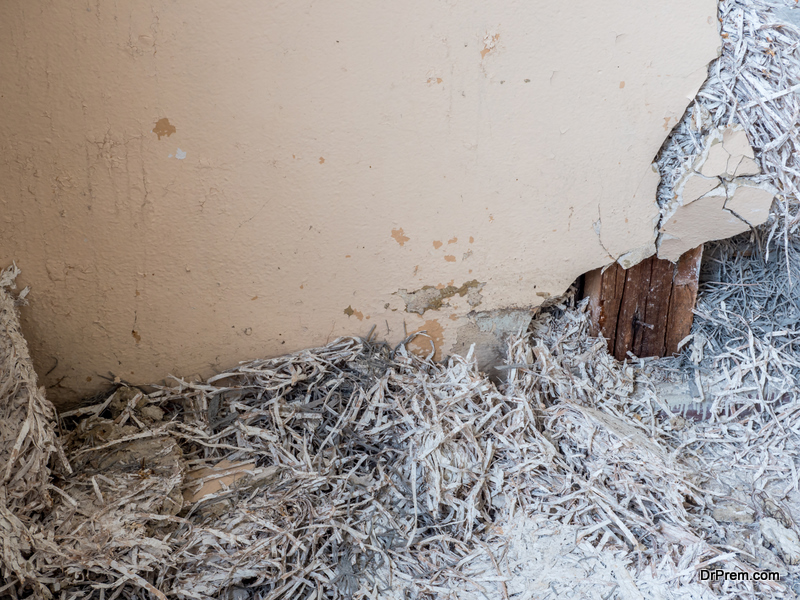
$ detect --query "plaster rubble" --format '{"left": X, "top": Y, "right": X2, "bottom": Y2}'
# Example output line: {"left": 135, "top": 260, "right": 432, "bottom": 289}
{"left": 656, "top": 125, "right": 776, "bottom": 263}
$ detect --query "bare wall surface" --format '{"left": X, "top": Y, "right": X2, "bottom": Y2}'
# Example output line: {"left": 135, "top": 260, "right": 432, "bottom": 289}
{"left": 0, "top": 1, "right": 719, "bottom": 405}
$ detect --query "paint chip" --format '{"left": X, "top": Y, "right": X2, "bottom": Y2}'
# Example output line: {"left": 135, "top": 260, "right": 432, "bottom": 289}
{"left": 444, "top": 255, "right": 456, "bottom": 262}
{"left": 175, "top": 148, "right": 186, "bottom": 160}
{"left": 447, "top": 237, "right": 458, "bottom": 244}
{"left": 343, "top": 305, "right": 364, "bottom": 320}
{"left": 152, "top": 117, "right": 176, "bottom": 140}
{"left": 480, "top": 33, "right": 500, "bottom": 59}
{"left": 391, "top": 228, "right": 410, "bottom": 246}
{"left": 433, "top": 240, "right": 443, "bottom": 249}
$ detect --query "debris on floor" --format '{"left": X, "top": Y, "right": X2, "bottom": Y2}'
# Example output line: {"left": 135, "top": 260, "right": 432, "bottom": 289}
{"left": 3, "top": 259, "right": 800, "bottom": 599}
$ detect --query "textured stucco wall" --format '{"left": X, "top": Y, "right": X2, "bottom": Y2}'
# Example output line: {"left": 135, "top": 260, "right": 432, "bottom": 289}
{"left": 0, "top": 1, "right": 719, "bottom": 405}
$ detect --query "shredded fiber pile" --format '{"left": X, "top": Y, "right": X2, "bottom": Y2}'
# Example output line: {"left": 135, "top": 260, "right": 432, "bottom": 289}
{"left": 3, "top": 265, "right": 800, "bottom": 599}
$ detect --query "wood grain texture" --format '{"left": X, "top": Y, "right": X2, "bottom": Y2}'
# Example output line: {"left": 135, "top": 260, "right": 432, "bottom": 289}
{"left": 666, "top": 245, "right": 703, "bottom": 354}
{"left": 582, "top": 245, "right": 702, "bottom": 360}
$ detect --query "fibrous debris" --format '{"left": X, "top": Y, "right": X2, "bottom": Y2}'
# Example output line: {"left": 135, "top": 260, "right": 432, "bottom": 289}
{"left": 3, "top": 270, "right": 800, "bottom": 598}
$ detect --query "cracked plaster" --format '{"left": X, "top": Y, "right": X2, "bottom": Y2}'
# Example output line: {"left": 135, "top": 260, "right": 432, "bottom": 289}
{"left": 656, "top": 126, "right": 776, "bottom": 262}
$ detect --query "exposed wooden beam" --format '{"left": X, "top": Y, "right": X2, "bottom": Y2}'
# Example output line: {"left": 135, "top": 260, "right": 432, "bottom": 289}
{"left": 583, "top": 245, "right": 703, "bottom": 360}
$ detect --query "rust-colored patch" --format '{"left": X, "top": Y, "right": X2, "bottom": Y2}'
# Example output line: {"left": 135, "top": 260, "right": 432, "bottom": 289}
{"left": 131, "top": 330, "right": 141, "bottom": 343}
{"left": 319, "top": 157, "right": 325, "bottom": 164}
{"left": 444, "top": 255, "right": 456, "bottom": 262}
{"left": 432, "top": 240, "right": 443, "bottom": 249}
{"left": 408, "top": 319, "right": 445, "bottom": 360}
{"left": 152, "top": 117, "right": 176, "bottom": 140}
{"left": 251, "top": 296, "right": 258, "bottom": 301}
{"left": 343, "top": 305, "right": 364, "bottom": 321}
{"left": 448, "top": 237, "right": 458, "bottom": 244}
{"left": 391, "top": 228, "right": 410, "bottom": 246}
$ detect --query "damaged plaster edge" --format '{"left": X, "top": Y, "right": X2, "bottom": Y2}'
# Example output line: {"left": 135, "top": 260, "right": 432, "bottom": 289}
{"left": 654, "top": 122, "right": 777, "bottom": 262}
{"left": 616, "top": 243, "right": 657, "bottom": 270}
{"left": 655, "top": 178, "right": 778, "bottom": 262}
{"left": 394, "top": 279, "right": 485, "bottom": 315}
{"left": 595, "top": 161, "right": 662, "bottom": 272}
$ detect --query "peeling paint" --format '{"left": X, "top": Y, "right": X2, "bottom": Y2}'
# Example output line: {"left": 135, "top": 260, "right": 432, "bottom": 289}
{"left": 408, "top": 319, "right": 444, "bottom": 360}
{"left": 152, "top": 117, "right": 176, "bottom": 140}
{"left": 432, "top": 240, "right": 443, "bottom": 249}
{"left": 480, "top": 33, "right": 500, "bottom": 59}
{"left": 395, "top": 280, "right": 484, "bottom": 315}
{"left": 343, "top": 305, "right": 364, "bottom": 320}
{"left": 391, "top": 228, "right": 410, "bottom": 246}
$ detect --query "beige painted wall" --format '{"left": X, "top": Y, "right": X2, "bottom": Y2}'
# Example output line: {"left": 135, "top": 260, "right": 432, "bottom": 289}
{"left": 0, "top": 1, "right": 719, "bottom": 405}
